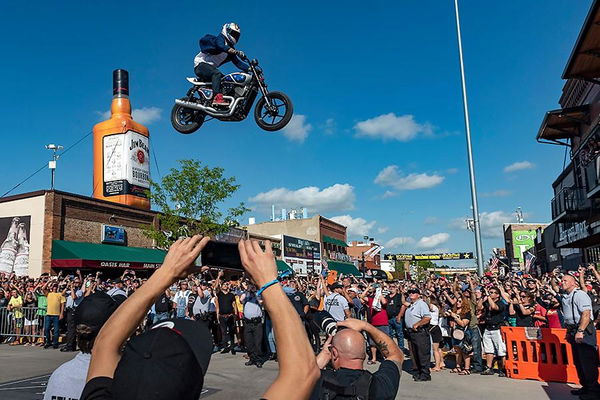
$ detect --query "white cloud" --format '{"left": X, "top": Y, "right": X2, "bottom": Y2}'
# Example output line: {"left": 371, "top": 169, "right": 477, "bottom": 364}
{"left": 450, "top": 210, "right": 515, "bottom": 238}
{"left": 417, "top": 233, "right": 450, "bottom": 249}
{"left": 98, "top": 106, "right": 162, "bottom": 125}
{"left": 479, "top": 211, "right": 514, "bottom": 238}
{"left": 354, "top": 113, "right": 433, "bottom": 141}
{"left": 375, "top": 165, "right": 444, "bottom": 190}
{"left": 446, "top": 168, "right": 459, "bottom": 174}
{"left": 385, "top": 237, "right": 415, "bottom": 249}
{"left": 330, "top": 215, "right": 376, "bottom": 237}
{"left": 424, "top": 216, "right": 439, "bottom": 225}
{"left": 481, "top": 190, "right": 512, "bottom": 198}
{"left": 504, "top": 161, "right": 535, "bottom": 173}
{"left": 323, "top": 118, "right": 336, "bottom": 135}
{"left": 382, "top": 190, "right": 397, "bottom": 199}
{"left": 249, "top": 183, "right": 355, "bottom": 214}
{"left": 283, "top": 114, "right": 312, "bottom": 143}
{"left": 377, "top": 226, "right": 389, "bottom": 234}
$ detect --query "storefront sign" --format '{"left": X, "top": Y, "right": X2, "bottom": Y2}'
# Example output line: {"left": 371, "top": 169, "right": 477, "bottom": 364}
{"left": 384, "top": 252, "right": 473, "bottom": 261}
{"left": 52, "top": 258, "right": 161, "bottom": 270}
{"left": 558, "top": 222, "right": 589, "bottom": 244}
{"left": 327, "top": 250, "right": 353, "bottom": 262}
{"left": 102, "top": 225, "right": 126, "bottom": 245}
{"left": 103, "top": 131, "right": 150, "bottom": 198}
{"left": 511, "top": 230, "right": 537, "bottom": 263}
{"left": 283, "top": 235, "right": 320, "bottom": 260}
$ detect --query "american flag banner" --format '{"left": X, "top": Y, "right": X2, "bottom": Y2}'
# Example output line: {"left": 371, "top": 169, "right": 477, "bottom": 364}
{"left": 489, "top": 257, "right": 499, "bottom": 272}
{"left": 524, "top": 252, "right": 536, "bottom": 273}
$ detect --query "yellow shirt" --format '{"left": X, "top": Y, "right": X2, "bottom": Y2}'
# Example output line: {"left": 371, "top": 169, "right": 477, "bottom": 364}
{"left": 8, "top": 296, "right": 23, "bottom": 319}
{"left": 46, "top": 292, "right": 65, "bottom": 316}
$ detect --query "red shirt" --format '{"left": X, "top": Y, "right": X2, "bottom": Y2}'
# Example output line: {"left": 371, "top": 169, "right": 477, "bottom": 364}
{"left": 546, "top": 309, "right": 561, "bottom": 328}
{"left": 367, "top": 297, "right": 389, "bottom": 326}
{"left": 534, "top": 304, "right": 547, "bottom": 328}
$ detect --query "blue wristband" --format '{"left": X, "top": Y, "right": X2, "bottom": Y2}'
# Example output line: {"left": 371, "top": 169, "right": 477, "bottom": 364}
{"left": 257, "top": 279, "right": 279, "bottom": 297}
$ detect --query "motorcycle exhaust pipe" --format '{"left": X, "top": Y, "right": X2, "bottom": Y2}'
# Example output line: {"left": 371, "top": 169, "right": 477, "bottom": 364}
{"left": 175, "top": 98, "right": 208, "bottom": 112}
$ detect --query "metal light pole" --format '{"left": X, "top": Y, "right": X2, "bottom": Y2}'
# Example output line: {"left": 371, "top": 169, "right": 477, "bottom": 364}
{"left": 453, "top": 0, "right": 485, "bottom": 276}
{"left": 45, "top": 144, "right": 63, "bottom": 190}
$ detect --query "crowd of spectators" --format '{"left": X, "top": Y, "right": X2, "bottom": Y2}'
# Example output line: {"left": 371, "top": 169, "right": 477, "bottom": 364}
{"left": 3, "top": 248, "right": 600, "bottom": 399}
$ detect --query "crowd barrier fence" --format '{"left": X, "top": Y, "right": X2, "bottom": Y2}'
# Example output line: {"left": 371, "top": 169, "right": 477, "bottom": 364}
{"left": 0, "top": 307, "right": 46, "bottom": 341}
{"left": 501, "top": 326, "right": 600, "bottom": 384}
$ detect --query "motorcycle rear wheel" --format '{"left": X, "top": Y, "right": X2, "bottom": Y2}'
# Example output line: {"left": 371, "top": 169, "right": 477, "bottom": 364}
{"left": 171, "top": 100, "right": 205, "bottom": 134}
{"left": 254, "top": 91, "right": 293, "bottom": 132}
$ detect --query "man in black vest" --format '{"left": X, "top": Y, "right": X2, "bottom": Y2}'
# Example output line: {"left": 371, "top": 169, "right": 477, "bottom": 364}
{"left": 310, "top": 318, "right": 403, "bottom": 400}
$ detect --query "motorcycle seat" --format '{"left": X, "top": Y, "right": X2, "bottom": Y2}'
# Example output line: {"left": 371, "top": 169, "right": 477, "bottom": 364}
{"left": 186, "top": 77, "right": 212, "bottom": 86}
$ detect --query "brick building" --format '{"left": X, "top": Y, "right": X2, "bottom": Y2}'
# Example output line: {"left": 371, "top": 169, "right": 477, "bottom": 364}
{"left": 0, "top": 190, "right": 159, "bottom": 277}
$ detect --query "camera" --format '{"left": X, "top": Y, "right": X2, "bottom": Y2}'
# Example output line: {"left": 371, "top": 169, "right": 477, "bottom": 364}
{"left": 312, "top": 310, "right": 338, "bottom": 336}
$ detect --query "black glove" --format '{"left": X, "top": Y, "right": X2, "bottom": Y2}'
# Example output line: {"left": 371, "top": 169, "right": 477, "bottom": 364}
{"left": 235, "top": 50, "right": 246, "bottom": 59}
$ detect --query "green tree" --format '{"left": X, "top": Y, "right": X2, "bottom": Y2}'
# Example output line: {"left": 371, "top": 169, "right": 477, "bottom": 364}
{"left": 144, "top": 159, "right": 248, "bottom": 249}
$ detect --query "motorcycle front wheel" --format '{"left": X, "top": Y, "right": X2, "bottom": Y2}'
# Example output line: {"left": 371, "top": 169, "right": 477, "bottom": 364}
{"left": 254, "top": 91, "right": 293, "bottom": 132}
{"left": 171, "top": 100, "right": 205, "bottom": 134}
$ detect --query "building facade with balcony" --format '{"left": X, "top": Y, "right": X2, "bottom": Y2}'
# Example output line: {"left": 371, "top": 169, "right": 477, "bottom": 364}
{"left": 537, "top": 0, "right": 600, "bottom": 268}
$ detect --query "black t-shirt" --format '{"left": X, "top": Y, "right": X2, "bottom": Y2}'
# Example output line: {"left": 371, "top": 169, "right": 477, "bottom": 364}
{"left": 386, "top": 294, "right": 402, "bottom": 318}
{"left": 217, "top": 292, "right": 236, "bottom": 315}
{"left": 0, "top": 298, "right": 7, "bottom": 307}
{"left": 287, "top": 291, "right": 309, "bottom": 317}
{"left": 154, "top": 293, "right": 172, "bottom": 313}
{"left": 484, "top": 300, "right": 506, "bottom": 330}
{"left": 81, "top": 376, "right": 113, "bottom": 399}
{"left": 310, "top": 360, "right": 401, "bottom": 400}
{"left": 515, "top": 303, "right": 534, "bottom": 327}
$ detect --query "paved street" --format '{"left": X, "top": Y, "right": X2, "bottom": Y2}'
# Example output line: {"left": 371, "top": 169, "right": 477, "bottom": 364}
{"left": 0, "top": 345, "right": 577, "bottom": 399}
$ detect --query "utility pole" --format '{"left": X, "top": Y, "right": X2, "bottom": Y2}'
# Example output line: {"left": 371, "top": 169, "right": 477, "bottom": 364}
{"left": 454, "top": 0, "right": 485, "bottom": 276}
{"left": 45, "top": 144, "right": 63, "bottom": 190}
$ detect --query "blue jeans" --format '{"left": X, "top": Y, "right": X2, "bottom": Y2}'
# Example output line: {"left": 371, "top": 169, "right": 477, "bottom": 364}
{"left": 469, "top": 326, "right": 483, "bottom": 371}
{"left": 153, "top": 312, "right": 170, "bottom": 325}
{"left": 44, "top": 315, "right": 60, "bottom": 347}
{"left": 265, "top": 319, "right": 276, "bottom": 354}
{"left": 388, "top": 318, "right": 405, "bottom": 349}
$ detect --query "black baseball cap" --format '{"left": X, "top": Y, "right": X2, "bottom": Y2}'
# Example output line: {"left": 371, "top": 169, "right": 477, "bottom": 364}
{"left": 330, "top": 283, "right": 343, "bottom": 290}
{"left": 112, "top": 319, "right": 213, "bottom": 399}
{"left": 74, "top": 292, "right": 120, "bottom": 334}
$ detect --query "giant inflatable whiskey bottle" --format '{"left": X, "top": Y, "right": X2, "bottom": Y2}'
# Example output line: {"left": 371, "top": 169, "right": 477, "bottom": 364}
{"left": 93, "top": 69, "right": 151, "bottom": 210}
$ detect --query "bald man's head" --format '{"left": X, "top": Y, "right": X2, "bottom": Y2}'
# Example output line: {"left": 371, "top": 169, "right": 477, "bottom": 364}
{"left": 331, "top": 328, "right": 366, "bottom": 369}
{"left": 561, "top": 273, "right": 578, "bottom": 292}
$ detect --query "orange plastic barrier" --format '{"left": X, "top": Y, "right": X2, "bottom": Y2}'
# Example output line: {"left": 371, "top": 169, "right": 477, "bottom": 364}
{"left": 501, "top": 326, "right": 600, "bottom": 384}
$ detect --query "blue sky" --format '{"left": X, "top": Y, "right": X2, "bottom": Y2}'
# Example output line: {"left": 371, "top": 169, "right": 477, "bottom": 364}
{"left": 0, "top": 0, "right": 591, "bottom": 262}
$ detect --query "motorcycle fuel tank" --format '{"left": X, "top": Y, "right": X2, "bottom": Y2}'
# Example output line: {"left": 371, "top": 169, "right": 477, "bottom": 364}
{"left": 223, "top": 72, "right": 251, "bottom": 85}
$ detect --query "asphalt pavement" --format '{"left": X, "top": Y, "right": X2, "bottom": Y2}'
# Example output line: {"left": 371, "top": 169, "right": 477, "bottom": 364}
{"left": 0, "top": 345, "right": 577, "bottom": 399}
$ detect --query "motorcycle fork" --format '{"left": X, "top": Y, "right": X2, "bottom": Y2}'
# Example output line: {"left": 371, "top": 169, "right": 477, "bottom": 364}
{"left": 186, "top": 86, "right": 198, "bottom": 100}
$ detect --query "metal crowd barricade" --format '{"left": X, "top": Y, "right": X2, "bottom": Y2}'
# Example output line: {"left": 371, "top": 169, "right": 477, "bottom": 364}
{"left": 0, "top": 307, "right": 46, "bottom": 343}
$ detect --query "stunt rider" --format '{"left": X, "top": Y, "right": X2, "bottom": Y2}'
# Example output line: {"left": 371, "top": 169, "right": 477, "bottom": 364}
{"left": 194, "top": 22, "right": 249, "bottom": 106}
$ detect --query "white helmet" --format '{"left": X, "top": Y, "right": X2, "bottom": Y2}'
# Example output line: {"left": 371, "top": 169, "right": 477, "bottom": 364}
{"left": 221, "top": 22, "right": 241, "bottom": 45}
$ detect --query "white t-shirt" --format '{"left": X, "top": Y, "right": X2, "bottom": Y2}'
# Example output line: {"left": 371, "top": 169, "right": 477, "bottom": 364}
{"left": 324, "top": 293, "right": 349, "bottom": 322}
{"left": 43, "top": 352, "right": 91, "bottom": 400}
{"left": 429, "top": 304, "right": 440, "bottom": 326}
{"left": 173, "top": 290, "right": 192, "bottom": 318}
{"left": 192, "top": 290, "right": 212, "bottom": 315}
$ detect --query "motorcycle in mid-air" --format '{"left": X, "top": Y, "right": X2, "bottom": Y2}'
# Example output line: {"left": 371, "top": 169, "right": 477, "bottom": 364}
{"left": 171, "top": 56, "right": 293, "bottom": 134}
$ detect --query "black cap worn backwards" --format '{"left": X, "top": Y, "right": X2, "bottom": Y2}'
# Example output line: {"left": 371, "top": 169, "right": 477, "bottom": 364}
{"left": 112, "top": 318, "right": 213, "bottom": 400}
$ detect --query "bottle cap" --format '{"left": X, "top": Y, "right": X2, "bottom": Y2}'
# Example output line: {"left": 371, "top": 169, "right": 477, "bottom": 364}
{"left": 113, "top": 69, "right": 129, "bottom": 98}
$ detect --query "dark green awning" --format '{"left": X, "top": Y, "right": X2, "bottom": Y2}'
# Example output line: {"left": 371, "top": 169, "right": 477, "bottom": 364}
{"left": 322, "top": 236, "right": 348, "bottom": 247}
{"left": 51, "top": 240, "right": 166, "bottom": 269}
{"left": 276, "top": 259, "right": 293, "bottom": 273}
{"left": 327, "top": 260, "right": 360, "bottom": 276}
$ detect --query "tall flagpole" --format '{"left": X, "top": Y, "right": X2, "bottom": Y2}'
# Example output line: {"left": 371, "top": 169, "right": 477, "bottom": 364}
{"left": 454, "top": 0, "right": 485, "bottom": 276}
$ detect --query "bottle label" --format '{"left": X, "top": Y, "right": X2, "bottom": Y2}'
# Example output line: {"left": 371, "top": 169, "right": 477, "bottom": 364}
{"left": 103, "top": 131, "right": 150, "bottom": 198}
